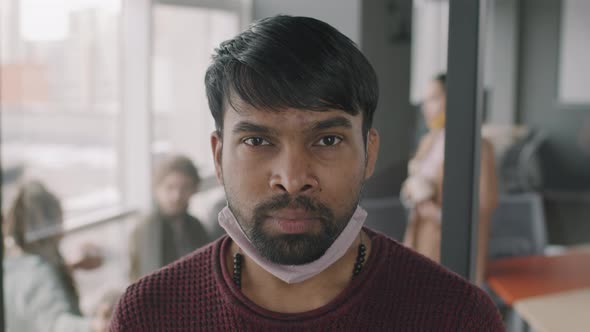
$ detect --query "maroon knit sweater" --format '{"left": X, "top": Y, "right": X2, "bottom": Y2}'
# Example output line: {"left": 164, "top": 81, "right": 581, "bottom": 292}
{"left": 110, "top": 228, "right": 504, "bottom": 331}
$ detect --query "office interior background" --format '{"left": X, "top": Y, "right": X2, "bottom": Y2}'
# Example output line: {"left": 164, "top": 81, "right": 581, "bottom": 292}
{"left": 1, "top": 0, "right": 589, "bottom": 331}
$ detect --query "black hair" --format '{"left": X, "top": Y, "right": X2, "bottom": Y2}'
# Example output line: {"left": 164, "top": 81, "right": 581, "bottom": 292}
{"left": 154, "top": 154, "right": 200, "bottom": 188}
{"left": 204, "top": 15, "right": 379, "bottom": 141}
{"left": 434, "top": 73, "right": 447, "bottom": 90}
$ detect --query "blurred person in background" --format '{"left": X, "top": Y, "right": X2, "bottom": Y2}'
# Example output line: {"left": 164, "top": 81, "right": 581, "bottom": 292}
{"left": 3, "top": 180, "right": 107, "bottom": 332}
{"left": 129, "top": 154, "right": 210, "bottom": 280}
{"left": 402, "top": 73, "right": 498, "bottom": 285}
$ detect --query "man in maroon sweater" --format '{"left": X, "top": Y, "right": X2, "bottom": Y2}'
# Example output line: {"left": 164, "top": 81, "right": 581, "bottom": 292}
{"left": 111, "top": 15, "right": 504, "bottom": 331}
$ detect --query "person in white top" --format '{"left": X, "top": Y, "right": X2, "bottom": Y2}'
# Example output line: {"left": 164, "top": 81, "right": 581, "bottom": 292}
{"left": 3, "top": 181, "right": 109, "bottom": 332}
{"left": 402, "top": 73, "right": 498, "bottom": 285}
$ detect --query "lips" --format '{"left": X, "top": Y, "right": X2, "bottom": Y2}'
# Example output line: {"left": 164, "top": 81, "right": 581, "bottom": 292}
{"left": 268, "top": 209, "right": 320, "bottom": 234}
{"left": 270, "top": 208, "right": 318, "bottom": 220}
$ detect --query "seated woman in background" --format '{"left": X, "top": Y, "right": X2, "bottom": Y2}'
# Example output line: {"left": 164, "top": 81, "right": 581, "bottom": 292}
{"left": 402, "top": 73, "right": 498, "bottom": 285}
{"left": 3, "top": 181, "right": 107, "bottom": 332}
{"left": 129, "top": 155, "right": 210, "bottom": 281}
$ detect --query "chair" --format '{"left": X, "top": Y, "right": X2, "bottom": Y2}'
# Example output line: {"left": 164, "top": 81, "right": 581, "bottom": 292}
{"left": 488, "top": 192, "right": 548, "bottom": 260}
{"left": 499, "top": 130, "right": 546, "bottom": 194}
{"left": 486, "top": 192, "right": 548, "bottom": 332}
{"left": 361, "top": 196, "right": 407, "bottom": 241}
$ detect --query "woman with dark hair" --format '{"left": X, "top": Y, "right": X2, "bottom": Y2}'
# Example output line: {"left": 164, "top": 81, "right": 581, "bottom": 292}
{"left": 3, "top": 181, "right": 107, "bottom": 332}
{"left": 402, "top": 74, "right": 498, "bottom": 285}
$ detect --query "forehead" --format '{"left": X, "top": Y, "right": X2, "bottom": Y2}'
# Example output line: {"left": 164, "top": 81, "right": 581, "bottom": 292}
{"left": 159, "top": 171, "right": 194, "bottom": 185}
{"left": 426, "top": 80, "right": 444, "bottom": 96}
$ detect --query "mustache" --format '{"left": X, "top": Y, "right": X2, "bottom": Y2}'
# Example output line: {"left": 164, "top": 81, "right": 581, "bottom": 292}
{"left": 252, "top": 194, "right": 334, "bottom": 223}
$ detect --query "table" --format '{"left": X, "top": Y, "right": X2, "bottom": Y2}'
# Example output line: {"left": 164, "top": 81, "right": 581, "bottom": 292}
{"left": 514, "top": 288, "right": 590, "bottom": 332}
{"left": 486, "top": 252, "right": 590, "bottom": 306}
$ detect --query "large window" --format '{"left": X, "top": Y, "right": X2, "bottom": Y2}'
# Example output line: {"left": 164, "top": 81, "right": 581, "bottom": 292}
{"left": 152, "top": 5, "right": 239, "bottom": 176}
{"left": 1, "top": 0, "right": 123, "bottom": 223}
{"left": 0, "top": 0, "right": 251, "bottom": 320}
{"left": 151, "top": 2, "right": 245, "bottom": 227}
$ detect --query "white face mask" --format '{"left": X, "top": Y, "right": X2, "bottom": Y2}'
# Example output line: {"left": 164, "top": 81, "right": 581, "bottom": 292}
{"left": 218, "top": 205, "right": 368, "bottom": 284}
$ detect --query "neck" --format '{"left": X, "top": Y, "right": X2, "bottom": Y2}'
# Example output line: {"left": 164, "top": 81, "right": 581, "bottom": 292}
{"left": 428, "top": 127, "right": 445, "bottom": 134}
{"left": 225, "top": 230, "right": 371, "bottom": 313}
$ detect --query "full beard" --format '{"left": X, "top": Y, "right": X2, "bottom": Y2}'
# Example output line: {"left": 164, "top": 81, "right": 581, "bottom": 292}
{"left": 228, "top": 193, "right": 359, "bottom": 265}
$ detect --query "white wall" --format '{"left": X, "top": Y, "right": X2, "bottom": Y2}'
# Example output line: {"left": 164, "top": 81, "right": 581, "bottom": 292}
{"left": 409, "top": 0, "right": 448, "bottom": 104}
{"left": 559, "top": 0, "right": 590, "bottom": 104}
{"left": 252, "top": 0, "right": 361, "bottom": 44}
{"left": 487, "top": 0, "right": 519, "bottom": 124}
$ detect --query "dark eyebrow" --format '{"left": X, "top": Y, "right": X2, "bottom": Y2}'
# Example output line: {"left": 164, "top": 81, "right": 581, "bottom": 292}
{"left": 232, "top": 121, "right": 278, "bottom": 135}
{"left": 311, "top": 116, "right": 353, "bottom": 132}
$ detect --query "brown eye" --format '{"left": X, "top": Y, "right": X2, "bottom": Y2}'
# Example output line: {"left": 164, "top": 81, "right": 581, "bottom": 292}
{"left": 316, "top": 136, "right": 342, "bottom": 146}
{"left": 243, "top": 137, "right": 270, "bottom": 146}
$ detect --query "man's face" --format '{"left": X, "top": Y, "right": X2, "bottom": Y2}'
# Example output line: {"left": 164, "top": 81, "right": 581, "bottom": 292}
{"left": 155, "top": 172, "right": 197, "bottom": 217}
{"left": 211, "top": 104, "right": 379, "bottom": 265}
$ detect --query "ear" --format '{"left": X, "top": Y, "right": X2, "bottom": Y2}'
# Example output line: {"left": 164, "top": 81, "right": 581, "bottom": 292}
{"left": 211, "top": 131, "right": 224, "bottom": 185}
{"left": 364, "top": 128, "right": 380, "bottom": 180}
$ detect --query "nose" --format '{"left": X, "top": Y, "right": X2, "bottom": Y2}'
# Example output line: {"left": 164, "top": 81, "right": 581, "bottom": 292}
{"left": 169, "top": 188, "right": 183, "bottom": 202}
{"left": 269, "top": 147, "right": 319, "bottom": 195}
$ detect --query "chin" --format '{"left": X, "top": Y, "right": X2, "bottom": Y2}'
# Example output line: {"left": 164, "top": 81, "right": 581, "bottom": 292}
{"left": 253, "top": 233, "right": 331, "bottom": 265}
{"left": 160, "top": 207, "right": 185, "bottom": 217}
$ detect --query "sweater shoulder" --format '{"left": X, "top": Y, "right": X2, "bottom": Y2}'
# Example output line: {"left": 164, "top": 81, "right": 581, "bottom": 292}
{"left": 370, "top": 231, "right": 504, "bottom": 331}
{"left": 110, "top": 238, "right": 223, "bottom": 331}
